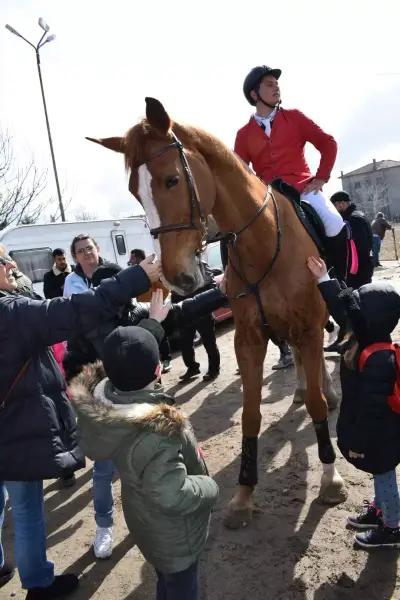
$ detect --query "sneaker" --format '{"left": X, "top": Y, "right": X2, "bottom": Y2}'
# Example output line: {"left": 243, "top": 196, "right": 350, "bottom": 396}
{"left": 203, "top": 370, "right": 220, "bottom": 382}
{"left": 324, "top": 340, "right": 340, "bottom": 353}
{"left": 347, "top": 501, "right": 382, "bottom": 530}
{"left": 179, "top": 364, "right": 200, "bottom": 382}
{"left": 161, "top": 360, "right": 171, "bottom": 374}
{"left": 0, "top": 561, "right": 15, "bottom": 588}
{"left": 355, "top": 525, "right": 400, "bottom": 549}
{"left": 26, "top": 574, "right": 79, "bottom": 599}
{"left": 93, "top": 526, "right": 113, "bottom": 559}
{"left": 272, "top": 353, "right": 294, "bottom": 370}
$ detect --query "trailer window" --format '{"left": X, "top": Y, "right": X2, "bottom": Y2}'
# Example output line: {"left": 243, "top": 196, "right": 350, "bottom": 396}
{"left": 115, "top": 235, "right": 127, "bottom": 255}
{"left": 9, "top": 248, "right": 53, "bottom": 284}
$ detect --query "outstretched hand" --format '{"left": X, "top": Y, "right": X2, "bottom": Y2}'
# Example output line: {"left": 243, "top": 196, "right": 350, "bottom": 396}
{"left": 139, "top": 254, "right": 162, "bottom": 283}
{"left": 307, "top": 256, "right": 328, "bottom": 280}
{"left": 149, "top": 288, "right": 172, "bottom": 323}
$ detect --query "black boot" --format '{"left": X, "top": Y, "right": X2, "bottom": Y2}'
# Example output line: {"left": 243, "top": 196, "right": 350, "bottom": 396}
{"left": 325, "top": 226, "right": 348, "bottom": 283}
{"left": 179, "top": 363, "right": 200, "bottom": 382}
{"left": 26, "top": 574, "right": 79, "bottom": 599}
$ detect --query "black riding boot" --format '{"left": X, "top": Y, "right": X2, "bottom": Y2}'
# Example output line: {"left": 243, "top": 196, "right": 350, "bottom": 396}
{"left": 325, "top": 226, "right": 348, "bottom": 284}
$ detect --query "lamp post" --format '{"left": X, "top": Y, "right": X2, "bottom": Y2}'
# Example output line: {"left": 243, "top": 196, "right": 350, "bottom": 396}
{"left": 5, "top": 18, "right": 66, "bottom": 221}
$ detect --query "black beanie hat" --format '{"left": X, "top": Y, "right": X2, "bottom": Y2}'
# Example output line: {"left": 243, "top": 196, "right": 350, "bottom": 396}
{"left": 330, "top": 191, "right": 350, "bottom": 205}
{"left": 103, "top": 326, "right": 160, "bottom": 391}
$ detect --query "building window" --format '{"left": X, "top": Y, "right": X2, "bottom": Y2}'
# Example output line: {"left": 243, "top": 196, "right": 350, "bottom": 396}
{"left": 114, "top": 235, "right": 127, "bottom": 255}
{"left": 376, "top": 176, "right": 383, "bottom": 184}
{"left": 354, "top": 181, "right": 361, "bottom": 189}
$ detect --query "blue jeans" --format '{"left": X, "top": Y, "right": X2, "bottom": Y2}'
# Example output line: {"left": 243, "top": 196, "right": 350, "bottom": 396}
{"left": 374, "top": 470, "right": 400, "bottom": 528}
{"left": 372, "top": 234, "right": 382, "bottom": 266}
{"left": 93, "top": 460, "right": 115, "bottom": 528}
{"left": 0, "top": 481, "right": 54, "bottom": 589}
{"left": 156, "top": 561, "right": 198, "bottom": 600}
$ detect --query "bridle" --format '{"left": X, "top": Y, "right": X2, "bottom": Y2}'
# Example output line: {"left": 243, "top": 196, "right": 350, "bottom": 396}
{"left": 134, "top": 130, "right": 281, "bottom": 330}
{"left": 134, "top": 131, "right": 207, "bottom": 253}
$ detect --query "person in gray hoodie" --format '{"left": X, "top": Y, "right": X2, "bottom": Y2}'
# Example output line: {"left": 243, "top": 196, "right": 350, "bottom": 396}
{"left": 69, "top": 297, "right": 219, "bottom": 600}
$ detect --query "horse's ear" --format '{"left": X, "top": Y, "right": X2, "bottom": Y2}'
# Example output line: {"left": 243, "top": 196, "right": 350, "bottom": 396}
{"left": 145, "top": 97, "right": 171, "bottom": 134}
{"left": 85, "top": 136, "right": 125, "bottom": 153}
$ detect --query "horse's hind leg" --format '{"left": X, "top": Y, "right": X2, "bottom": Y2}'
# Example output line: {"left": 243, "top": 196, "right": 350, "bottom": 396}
{"left": 224, "top": 325, "right": 268, "bottom": 529}
{"left": 299, "top": 334, "right": 347, "bottom": 504}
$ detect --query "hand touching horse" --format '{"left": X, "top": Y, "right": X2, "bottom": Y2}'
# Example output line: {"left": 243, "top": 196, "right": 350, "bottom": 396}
{"left": 87, "top": 97, "right": 347, "bottom": 528}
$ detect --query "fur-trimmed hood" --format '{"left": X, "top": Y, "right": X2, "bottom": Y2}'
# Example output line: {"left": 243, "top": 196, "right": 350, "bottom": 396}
{"left": 69, "top": 361, "right": 187, "bottom": 458}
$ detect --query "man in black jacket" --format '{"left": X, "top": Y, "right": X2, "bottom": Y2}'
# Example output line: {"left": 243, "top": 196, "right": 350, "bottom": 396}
{"left": 330, "top": 191, "right": 373, "bottom": 289}
{"left": 43, "top": 249, "right": 74, "bottom": 299}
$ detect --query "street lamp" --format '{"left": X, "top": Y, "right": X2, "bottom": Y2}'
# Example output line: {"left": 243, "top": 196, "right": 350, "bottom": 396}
{"left": 5, "top": 18, "right": 66, "bottom": 221}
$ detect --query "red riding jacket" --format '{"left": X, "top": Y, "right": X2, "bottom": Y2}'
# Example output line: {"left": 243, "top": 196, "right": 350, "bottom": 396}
{"left": 234, "top": 108, "right": 337, "bottom": 192}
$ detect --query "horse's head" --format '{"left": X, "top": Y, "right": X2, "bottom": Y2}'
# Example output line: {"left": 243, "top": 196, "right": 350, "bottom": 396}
{"left": 87, "top": 98, "right": 216, "bottom": 295}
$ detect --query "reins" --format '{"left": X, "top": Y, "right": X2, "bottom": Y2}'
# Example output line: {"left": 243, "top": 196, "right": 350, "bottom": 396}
{"left": 223, "top": 186, "right": 281, "bottom": 328}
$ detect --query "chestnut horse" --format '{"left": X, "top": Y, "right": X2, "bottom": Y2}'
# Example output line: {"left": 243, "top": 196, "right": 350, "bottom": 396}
{"left": 87, "top": 97, "right": 347, "bottom": 528}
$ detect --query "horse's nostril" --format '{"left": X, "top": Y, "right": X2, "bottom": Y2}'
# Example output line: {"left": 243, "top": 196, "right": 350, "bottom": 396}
{"left": 175, "top": 272, "right": 196, "bottom": 292}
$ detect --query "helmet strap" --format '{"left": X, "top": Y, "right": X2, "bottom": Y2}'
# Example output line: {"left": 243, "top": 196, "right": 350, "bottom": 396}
{"left": 256, "top": 92, "right": 281, "bottom": 110}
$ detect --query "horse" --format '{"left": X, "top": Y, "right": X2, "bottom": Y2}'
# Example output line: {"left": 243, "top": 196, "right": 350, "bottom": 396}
{"left": 87, "top": 97, "right": 348, "bottom": 528}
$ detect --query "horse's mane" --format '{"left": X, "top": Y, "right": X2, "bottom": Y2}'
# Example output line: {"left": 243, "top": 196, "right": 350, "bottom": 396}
{"left": 123, "top": 119, "right": 249, "bottom": 177}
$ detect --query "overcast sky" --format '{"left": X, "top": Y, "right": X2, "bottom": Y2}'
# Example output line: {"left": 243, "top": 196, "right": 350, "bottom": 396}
{"left": 1, "top": 0, "right": 399, "bottom": 221}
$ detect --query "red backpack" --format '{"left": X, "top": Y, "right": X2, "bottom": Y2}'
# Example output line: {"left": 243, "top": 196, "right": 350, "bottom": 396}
{"left": 358, "top": 342, "right": 400, "bottom": 414}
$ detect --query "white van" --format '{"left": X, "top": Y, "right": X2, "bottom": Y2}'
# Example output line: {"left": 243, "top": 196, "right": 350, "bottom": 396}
{"left": 0, "top": 216, "right": 155, "bottom": 295}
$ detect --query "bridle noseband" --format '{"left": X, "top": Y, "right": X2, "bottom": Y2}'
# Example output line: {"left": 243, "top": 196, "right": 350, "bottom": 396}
{"left": 134, "top": 132, "right": 207, "bottom": 252}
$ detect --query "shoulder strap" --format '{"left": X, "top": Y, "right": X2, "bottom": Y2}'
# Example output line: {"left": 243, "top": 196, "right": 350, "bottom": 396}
{"left": 0, "top": 358, "right": 32, "bottom": 410}
{"left": 358, "top": 342, "right": 395, "bottom": 371}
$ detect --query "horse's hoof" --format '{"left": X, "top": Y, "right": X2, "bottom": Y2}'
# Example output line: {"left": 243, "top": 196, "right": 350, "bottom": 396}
{"left": 326, "top": 389, "right": 340, "bottom": 411}
{"left": 223, "top": 506, "right": 253, "bottom": 529}
{"left": 293, "top": 388, "right": 306, "bottom": 405}
{"left": 318, "top": 473, "right": 348, "bottom": 505}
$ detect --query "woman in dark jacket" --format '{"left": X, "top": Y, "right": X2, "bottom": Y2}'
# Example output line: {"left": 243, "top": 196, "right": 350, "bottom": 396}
{"left": 307, "top": 255, "right": 400, "bottom": 550}
{"left": 0, "top": 254, "right": 159, "bottom": 598}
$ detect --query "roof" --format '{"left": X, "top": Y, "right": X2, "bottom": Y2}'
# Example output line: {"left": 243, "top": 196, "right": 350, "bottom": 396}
{"left": 342, "top": 160, "right": 400, "bottom": 177}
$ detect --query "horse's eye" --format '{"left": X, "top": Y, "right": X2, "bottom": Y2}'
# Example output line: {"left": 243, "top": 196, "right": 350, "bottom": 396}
{"left": 165, "top": 175, "right": 179, "bottom": 189}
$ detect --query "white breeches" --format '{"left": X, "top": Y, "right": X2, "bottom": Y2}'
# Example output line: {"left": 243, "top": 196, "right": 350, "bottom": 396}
{"left": 301, "top": 191, "right": 344, "bottom": 237}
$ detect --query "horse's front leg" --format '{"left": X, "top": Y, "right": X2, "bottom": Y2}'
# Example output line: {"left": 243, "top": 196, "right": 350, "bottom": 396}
{"left": 298, "top": 333, "right": 347, "bottom": 504}
{"left": 224, "top": 324, "right": 268, "bottom": 529}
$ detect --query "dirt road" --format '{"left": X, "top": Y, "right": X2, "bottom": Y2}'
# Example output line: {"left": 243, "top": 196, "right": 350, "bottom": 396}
{"left": 3, "top": 263, "right": 400, "bottom": 599}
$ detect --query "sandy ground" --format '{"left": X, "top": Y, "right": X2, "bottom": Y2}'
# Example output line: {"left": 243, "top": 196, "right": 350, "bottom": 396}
{"left": 3, "top": 261, "right": 400, "bottom": 600}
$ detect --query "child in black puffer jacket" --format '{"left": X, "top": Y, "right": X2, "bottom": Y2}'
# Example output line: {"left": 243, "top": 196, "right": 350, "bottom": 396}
{"left": 307, "top": 255, "right": 400, "bottom": 549}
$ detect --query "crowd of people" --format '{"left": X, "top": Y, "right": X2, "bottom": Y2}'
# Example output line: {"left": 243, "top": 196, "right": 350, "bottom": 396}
{"left": 1, "top": 62, "right": 399, "bottom": 600}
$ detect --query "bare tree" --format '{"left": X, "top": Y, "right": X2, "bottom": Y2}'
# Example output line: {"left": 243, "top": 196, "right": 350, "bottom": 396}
{"left": 74, "top": 209, "right": 98, "bottom": 222}
{"left": 0, "top": 130, "right": 49, "bottom": 230}
{"left": 352, "top": 176, "right": 390, "bottom": 220}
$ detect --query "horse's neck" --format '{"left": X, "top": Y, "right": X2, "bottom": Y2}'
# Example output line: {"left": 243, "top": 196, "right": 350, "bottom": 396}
{"left": 196, "top": 135, "right": 275, "bottom": 244}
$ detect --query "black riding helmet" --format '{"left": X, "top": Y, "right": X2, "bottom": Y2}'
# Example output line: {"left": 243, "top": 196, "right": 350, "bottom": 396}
{"left": 243, "top": 65, "right": 282, "bottom": 106}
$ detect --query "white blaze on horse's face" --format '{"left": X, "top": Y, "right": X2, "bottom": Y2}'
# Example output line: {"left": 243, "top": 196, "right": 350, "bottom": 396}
{"left": 137, "top": 163, "right": 162, "bottom": 256}
{"left": 137, "top": 163, "right": 204, "bottom": 295}
{"left": 137, "top": 164, "right": 160, "bottom": 231}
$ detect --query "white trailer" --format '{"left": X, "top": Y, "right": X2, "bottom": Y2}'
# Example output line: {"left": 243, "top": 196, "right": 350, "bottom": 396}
{"left": 0, "top": 216, "right": 155, "bottom": 294}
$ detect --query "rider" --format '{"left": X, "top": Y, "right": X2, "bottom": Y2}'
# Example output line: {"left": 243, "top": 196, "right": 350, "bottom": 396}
{"left": 235, "top": 65, "right": 348, "bottom": 282}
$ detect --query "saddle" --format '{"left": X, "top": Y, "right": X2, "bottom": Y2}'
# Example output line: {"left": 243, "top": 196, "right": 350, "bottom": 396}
{"left": 271, "top": 178, "right": 326, "bottom": 255}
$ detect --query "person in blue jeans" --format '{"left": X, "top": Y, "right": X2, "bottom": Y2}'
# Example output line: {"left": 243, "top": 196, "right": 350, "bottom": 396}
{"left": 63, "top": 234, "right": 124, "bottom": 559}
{"left": 307, "top": 255, "right": 400, "bottom": 548}
{"left": 0, "top": 252, "right": 159, "bottom": 597}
